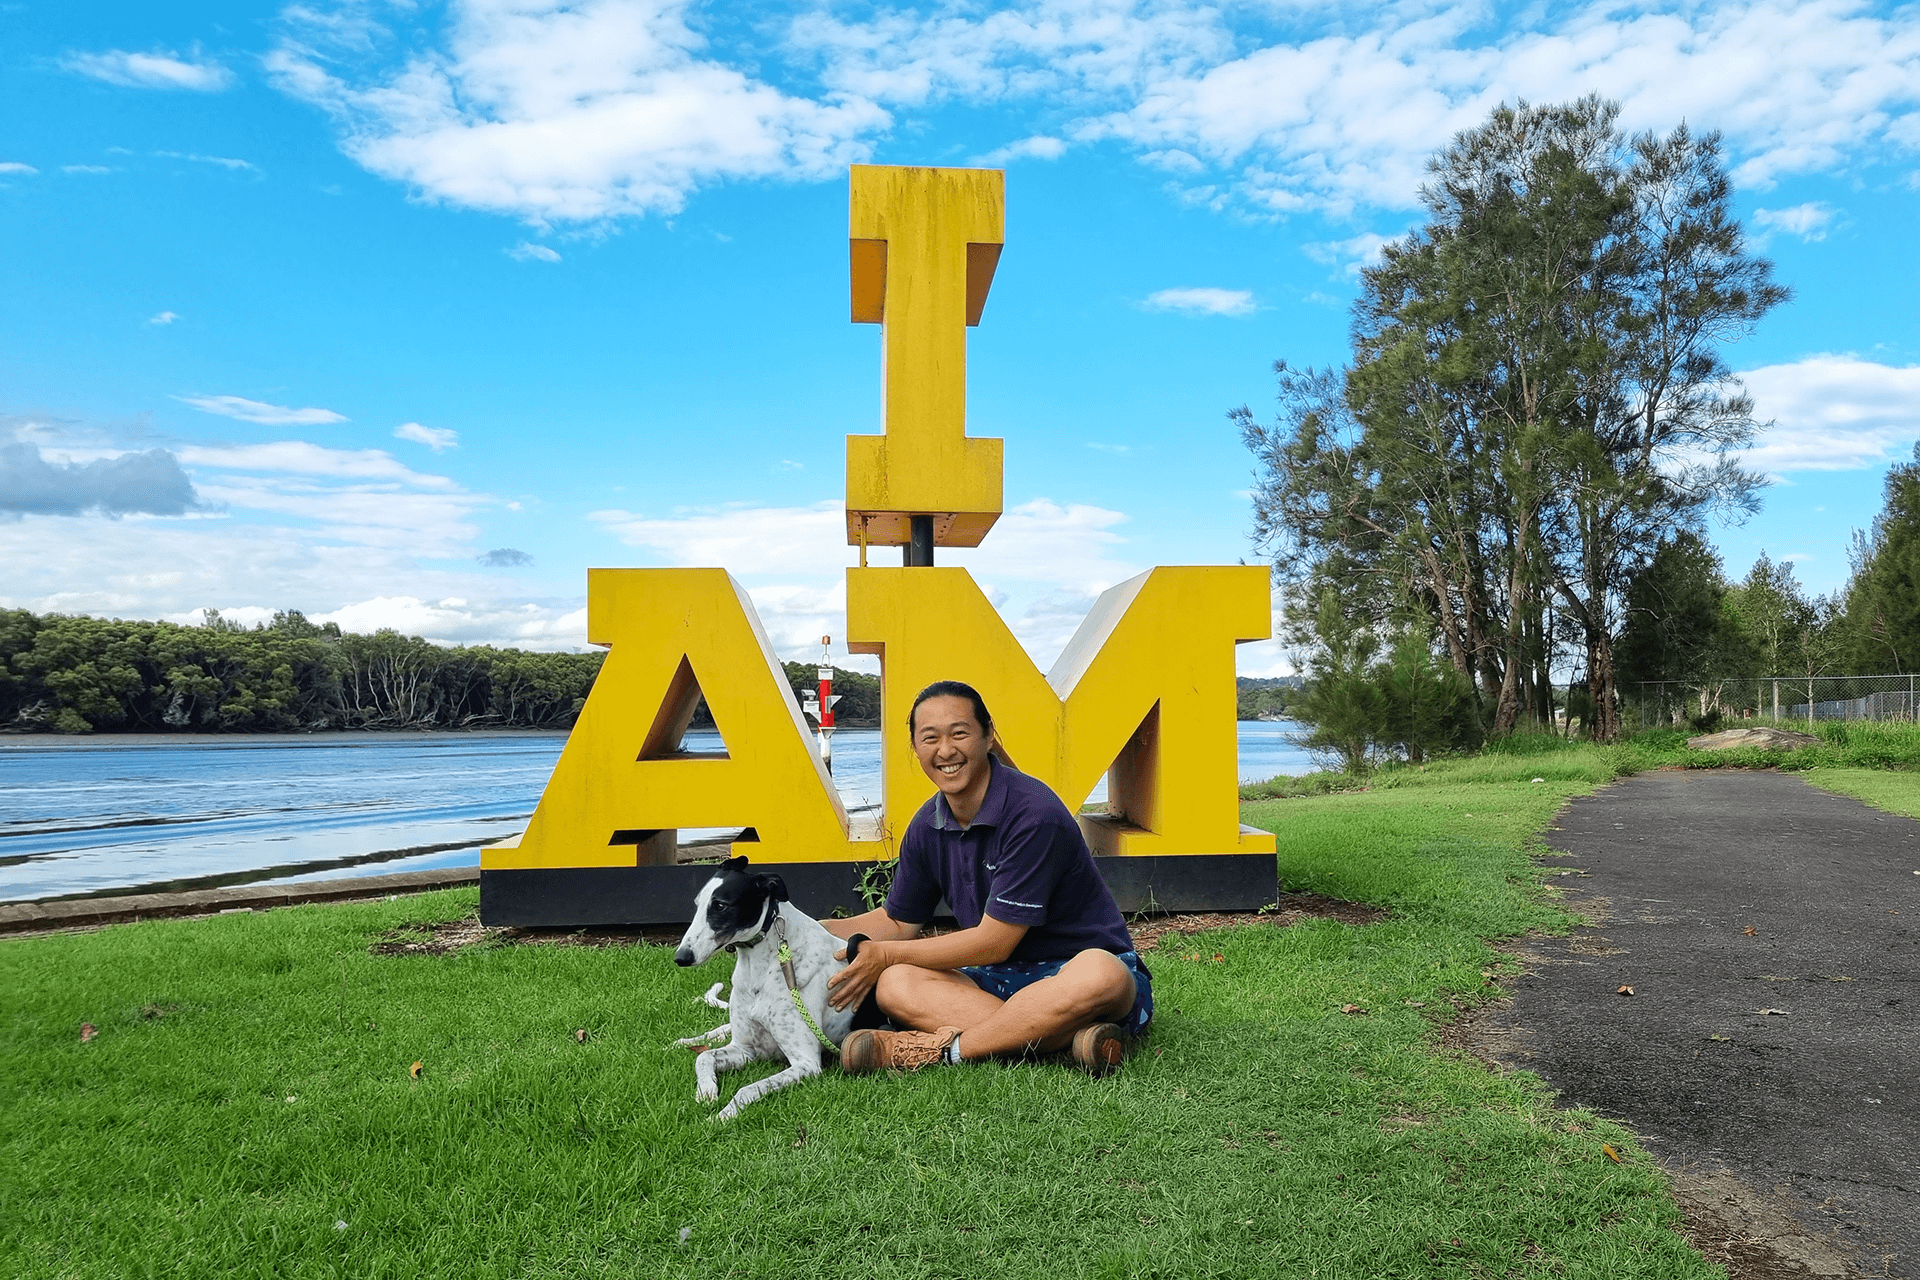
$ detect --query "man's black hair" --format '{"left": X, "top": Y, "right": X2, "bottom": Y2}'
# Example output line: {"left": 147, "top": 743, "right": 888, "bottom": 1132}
{"left": 908, "top": 680, "right": 994, "bottom": 739}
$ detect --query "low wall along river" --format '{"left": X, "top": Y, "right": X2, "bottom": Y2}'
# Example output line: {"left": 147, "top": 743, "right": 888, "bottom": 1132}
{"left": 1, "top": 724, "right": 1315, "bottom": 904}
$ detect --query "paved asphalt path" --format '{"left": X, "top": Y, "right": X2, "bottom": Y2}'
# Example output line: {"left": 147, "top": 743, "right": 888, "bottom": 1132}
{"left": 1490, "top": 770, "right": 1918, "bottom": 1275}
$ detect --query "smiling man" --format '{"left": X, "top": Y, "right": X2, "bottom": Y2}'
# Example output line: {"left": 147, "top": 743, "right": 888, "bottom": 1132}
{"left": 823, "top": 680, "right": 1152, "bottom": 1076}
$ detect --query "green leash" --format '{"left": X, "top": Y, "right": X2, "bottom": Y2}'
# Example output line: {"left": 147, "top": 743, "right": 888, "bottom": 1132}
{"left": 775, "top": 937, "right": 839, "bottom": 1053}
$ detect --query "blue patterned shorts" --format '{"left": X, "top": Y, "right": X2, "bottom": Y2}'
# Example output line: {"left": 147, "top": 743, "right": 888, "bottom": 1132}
{"left": 960, "top": 950, "right": 1154, "bottom": 1037}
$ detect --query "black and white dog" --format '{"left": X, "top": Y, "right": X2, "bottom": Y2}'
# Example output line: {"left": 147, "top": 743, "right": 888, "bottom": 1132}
{"left": 673, "top": 856, "right": 861, "bottom": 1121}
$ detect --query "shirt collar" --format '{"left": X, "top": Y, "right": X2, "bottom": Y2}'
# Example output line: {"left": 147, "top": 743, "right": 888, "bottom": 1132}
{"left": 930, "top": 754, "right": 1012, "bottom": 831}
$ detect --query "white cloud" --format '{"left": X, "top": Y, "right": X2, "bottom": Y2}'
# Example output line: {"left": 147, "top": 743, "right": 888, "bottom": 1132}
{"left": 177, "top": 394, "right": 348, "bottom": 426}
{"left": 587, "top": 495, "right": 1138, "bottom": 666}
{"left": 0, "top": 162, "right": 37, "bottom": 175}
{"left": 812, "top": 0, "right": 1920, "bottom": 216}
{"left": 65, "top": 49, "right": 233, "bottom": 92}
{"left": 592, "top": 499, "right": 851, "bottom": 574}
{"left": 264, "top": 0, "right": 1920, "bottom": 224}
{"left": 156, "top": 151, "right": 258, "bottom": 171}
{"left": 314, "top": 596, "right": 588, "bottom": 647}
{"left": 63, "top": 165, "right": 114, "bottom": 175}
{"left": 268, "top": 0, "right": 888, "bottom": 223}
{"left": 507, "top": 241, "right": 561, "bottom": 262}
{"left": 394, "top": 421, "right": 459, "bottom": 451}
{"left": 177, "top": 441, "right": 457, "bottom": 488}
{"left": 1086, "top": 442, "right": 1131, "bottom": 454}
{"left": 0, "top": 418, "right": 575, "bottom": 648}
{"left": 1143, "top": 286, "right": 1255, "bottom": 317}
{"left": 148, "top": 311, "right": 180, "bottom": 326}
{"left": 975, "top": 135, "right": 1068, "bottom": 164}
{"left": 1305, "top": 231, "right": 1396, "bottom": 276}
{"left": 944, "top": 499, "right": 1138, "bottom": 594}
{"left": 1742, "top": 355, "right": 1920, "bottom": 473}
{"left": 1753, "top": 201, "right": 1836, "bottom": 241}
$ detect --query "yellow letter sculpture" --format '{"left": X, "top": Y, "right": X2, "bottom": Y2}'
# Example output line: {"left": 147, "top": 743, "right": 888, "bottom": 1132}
{"left": 849, "top": 566, "right": 1276, "bottom": 858}
{"left": 486, "top": 569, "right": 884, "bottom": 870}
{"left": 846, "top": 165, "right": 1005, "bottom": 550}
{"left": 482, "top": 164, "right": 1276, "bottom": 926}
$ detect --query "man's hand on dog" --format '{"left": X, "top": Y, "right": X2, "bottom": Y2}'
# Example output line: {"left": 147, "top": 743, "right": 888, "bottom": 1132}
{"left": 828, "top": 940, "right": 890, "bottom": 1011}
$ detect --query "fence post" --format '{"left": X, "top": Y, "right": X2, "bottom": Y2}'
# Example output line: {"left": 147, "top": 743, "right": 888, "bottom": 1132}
{"left": 1772, "top": 679, "right": 1779, "bottom": 722}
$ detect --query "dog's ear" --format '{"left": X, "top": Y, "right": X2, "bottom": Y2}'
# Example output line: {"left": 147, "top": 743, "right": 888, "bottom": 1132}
{"left": 721, "top": 854, "right": 750, "bottom": 872}
{"left": 753, "top": 873, "right": 788, "bottom": 906}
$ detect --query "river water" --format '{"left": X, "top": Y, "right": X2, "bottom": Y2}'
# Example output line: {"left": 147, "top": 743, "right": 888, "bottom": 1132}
{"left": 0, "top": 722, "right": 1316, "bottom": 903}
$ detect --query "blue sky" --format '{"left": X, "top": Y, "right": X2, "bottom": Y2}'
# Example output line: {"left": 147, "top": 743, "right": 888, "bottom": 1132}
{"left": 2, "top": 0, "right": 1917, "bottom": 676}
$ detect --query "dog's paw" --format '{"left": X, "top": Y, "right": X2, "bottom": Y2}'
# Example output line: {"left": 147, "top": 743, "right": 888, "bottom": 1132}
{"left": 695, "top": 1083, "right": 719, "bottom": 1103}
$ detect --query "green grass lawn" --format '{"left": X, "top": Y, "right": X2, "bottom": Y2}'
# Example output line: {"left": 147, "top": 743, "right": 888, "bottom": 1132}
{"left": 3, "top": 759, "right": 1721, "bottom": 1280}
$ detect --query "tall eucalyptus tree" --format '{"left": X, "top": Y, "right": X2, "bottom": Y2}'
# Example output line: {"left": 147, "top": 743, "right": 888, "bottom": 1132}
{"left": 1242, "top": 95, "right": 1782, "bottom": 741}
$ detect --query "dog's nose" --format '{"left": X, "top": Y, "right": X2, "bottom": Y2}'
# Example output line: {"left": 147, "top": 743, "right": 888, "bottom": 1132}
{"left": 674, "top": 947, "right": 695, "bottom": 967}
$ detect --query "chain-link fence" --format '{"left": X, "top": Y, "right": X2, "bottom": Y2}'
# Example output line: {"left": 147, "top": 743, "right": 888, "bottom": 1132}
{"left": 1636, "top": 674, "right": 1920, "bottom": 728}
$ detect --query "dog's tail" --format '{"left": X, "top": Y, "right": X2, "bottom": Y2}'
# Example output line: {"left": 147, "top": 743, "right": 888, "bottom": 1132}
{"left": 702, "top": 981, "right": 729, "bottom": 1010}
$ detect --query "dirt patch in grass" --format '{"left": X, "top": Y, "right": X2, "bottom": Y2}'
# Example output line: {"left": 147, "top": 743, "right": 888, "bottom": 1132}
{"left": 1127, "top": 892, "right": 1388, "bottom": 950}
{"left": 369, "top": 918, "right": 678, "bottom": 956}
{"left": 371, "top": 890, "right": 1387, "bottom": 958}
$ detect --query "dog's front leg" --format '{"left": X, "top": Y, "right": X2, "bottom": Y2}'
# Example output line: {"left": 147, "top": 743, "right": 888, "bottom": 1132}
{"left": 694, "top": 1039, "right": 759, "bottom": 1103}
{"left": 712, "top": 1038, "right": 823, "bottom": 1123}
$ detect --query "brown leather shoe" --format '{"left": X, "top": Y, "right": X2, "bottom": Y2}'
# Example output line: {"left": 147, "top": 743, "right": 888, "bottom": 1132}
{"left": 841, "top": 1026, "right": 961, "bottom": 1074}
{"left": 1071, "top": 1023, "right": 1126, "bottom": 1077}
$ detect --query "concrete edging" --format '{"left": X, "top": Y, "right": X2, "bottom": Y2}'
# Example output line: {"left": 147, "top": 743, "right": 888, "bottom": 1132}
{"left": 0, "top": 866, "right": 480, "bottom": 936}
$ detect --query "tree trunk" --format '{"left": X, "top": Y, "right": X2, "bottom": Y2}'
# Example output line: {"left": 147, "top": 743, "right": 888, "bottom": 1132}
{"left": 1586, "top": 629, "right": 1622, "bottom": 742}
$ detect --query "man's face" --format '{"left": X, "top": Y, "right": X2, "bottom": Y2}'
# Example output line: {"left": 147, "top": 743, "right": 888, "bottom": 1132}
{"left": 912, "top": 694, "right": 989, "bottom": 802}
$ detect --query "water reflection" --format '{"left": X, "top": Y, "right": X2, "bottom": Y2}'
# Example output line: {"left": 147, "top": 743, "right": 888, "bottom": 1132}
{"left": 0, "top": 722, "right": 1314, "bottom": 902}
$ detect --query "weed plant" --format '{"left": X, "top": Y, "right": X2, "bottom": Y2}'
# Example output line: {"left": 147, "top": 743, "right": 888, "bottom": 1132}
{"left": 2, "top": 762, "right": 1717, "bottom": 1279}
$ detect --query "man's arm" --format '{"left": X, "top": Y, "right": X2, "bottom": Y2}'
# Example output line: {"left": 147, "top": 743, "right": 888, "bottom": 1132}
{"left": 826, "top": 914, "right": 1027, "bottom": 1010}
{"left": 822, "top": 907, "right": 922, "bottom": 943}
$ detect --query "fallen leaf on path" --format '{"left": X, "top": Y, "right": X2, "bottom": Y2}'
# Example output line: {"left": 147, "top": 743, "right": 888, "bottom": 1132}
{"left": 1617, "top": 985, "right": 1634, "bottom": 996}
{"left": 1756, "top": 1008, "right": 1790, "bottom": 1016}
{"left": 573, "top": 1028, "right": 588, "bottom": 1043}
{"left": 1824, "top": 975, "right": 1854, "bottom": 982}
{"left": 1602, "top": 1144, "right": 1622, "bottom": 1163}
{"left": 409, "top": 1060, "right": 424, "bottom": 1079}
{"left": 79, "top": 1023, "right": 96, "bottom": 1043}
{"left": 1709, "top": 1035, "right": 1731, "bottom": 1042}
{"left": 1742, "top": 926, "right": 1758, "bottom": 936}
{"left": 1339, "top": 1004, "right": 1369, "bottom": 1016}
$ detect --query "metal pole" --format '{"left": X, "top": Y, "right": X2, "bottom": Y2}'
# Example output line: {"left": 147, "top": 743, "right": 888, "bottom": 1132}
{"left": 907, "top": 514, "right": 934, "bottom": 567}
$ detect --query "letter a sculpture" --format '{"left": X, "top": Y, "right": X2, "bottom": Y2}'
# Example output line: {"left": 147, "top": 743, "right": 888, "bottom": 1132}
{"left": 481, "top": 166, "right": 1278, "bottom": 925}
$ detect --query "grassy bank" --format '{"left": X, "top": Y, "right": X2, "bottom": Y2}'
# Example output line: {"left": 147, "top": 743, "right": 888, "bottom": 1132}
{"left": 1244, "top": 717, "right": 1920, "bottom": 804}
{"left": 4, "top": 760, "right": 1718, "bottom": 1280}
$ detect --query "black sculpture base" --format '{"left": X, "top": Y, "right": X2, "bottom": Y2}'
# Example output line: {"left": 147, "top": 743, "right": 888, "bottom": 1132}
{"left": 480, "top": 854, "right": 1278, "bottom": 928}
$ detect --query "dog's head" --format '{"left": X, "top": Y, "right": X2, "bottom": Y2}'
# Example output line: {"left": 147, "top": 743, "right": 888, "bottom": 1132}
{"left": 674, "top": 856, "right": 789, "bottom": 967}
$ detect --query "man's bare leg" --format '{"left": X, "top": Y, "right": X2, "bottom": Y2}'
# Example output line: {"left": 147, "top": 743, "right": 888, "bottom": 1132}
{"left": 875, "top": 949, "right": 1136, "bottom": 1058}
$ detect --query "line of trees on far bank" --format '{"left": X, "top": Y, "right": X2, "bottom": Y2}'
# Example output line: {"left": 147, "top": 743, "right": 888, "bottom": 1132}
{"left": 0, "top": 608, "right": 887, "bottom": 735}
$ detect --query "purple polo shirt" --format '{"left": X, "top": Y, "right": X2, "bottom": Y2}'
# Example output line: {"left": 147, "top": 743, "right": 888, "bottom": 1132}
{"left": 885, "top": 757, "right": 1135, "bottom": 962}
